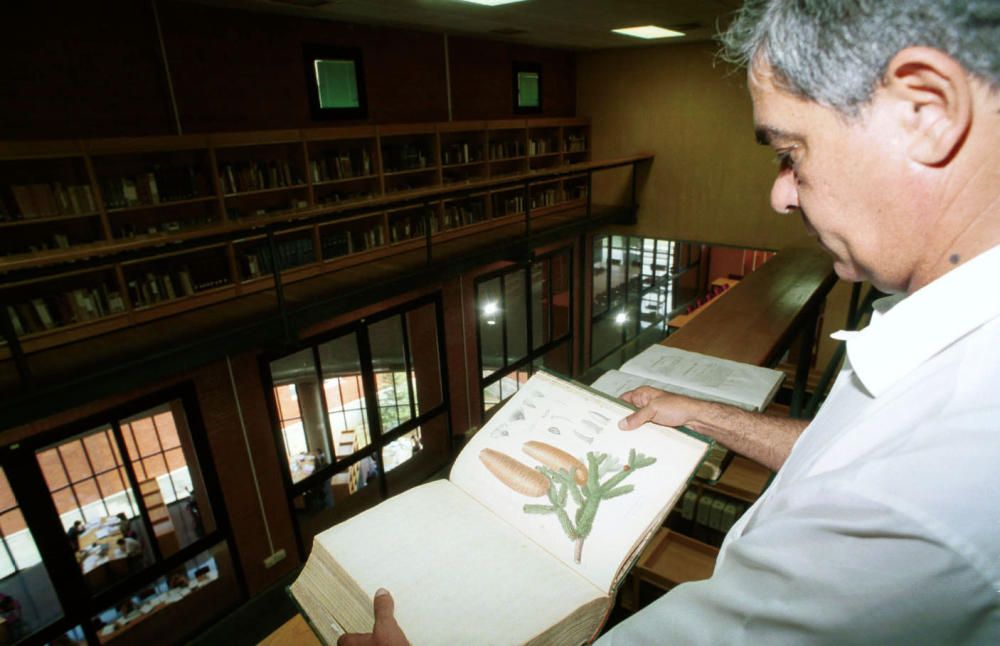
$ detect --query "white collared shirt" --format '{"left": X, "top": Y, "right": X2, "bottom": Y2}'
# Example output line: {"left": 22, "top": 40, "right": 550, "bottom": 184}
{"left": 601, "top": 245, "right": 1000, "bottom": 644}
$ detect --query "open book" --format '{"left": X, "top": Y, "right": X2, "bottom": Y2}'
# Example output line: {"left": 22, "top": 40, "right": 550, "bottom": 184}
{"left": 289, "top": 370, "right": 710, "bottom": 645}
{"left": 590, "top": 345, "right": 785, "bottom": 413}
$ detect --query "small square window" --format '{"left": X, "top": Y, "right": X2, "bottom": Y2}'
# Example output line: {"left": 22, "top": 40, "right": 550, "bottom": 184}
{"left": 315, "top": 60, "right": 360, "bottom": 109}
{"left": 513, "top": 62, "right": 542, "bottom": 113}
{"left": 304, "top": 45, "right": 368, "bottom": 120}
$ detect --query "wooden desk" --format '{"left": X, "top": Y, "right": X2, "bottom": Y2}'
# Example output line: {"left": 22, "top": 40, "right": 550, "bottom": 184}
{"left": 663, "top": 247, "right": 835, "bottom": 367}
{"left": 78, "top": 518, "right": 128, "bottom": 587}
{"left": 261, "top": 614, "right": 321, "bottom": 646}
{"left": 667, "top": 277, "right": 740, "bottom": 330}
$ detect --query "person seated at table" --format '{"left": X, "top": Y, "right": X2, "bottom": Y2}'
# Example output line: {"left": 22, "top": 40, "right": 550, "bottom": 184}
{"left": 66, "top": 520, "right": 84, "bottom": 552}
{"left": 116, "top": 536, "right": 142, "bottom": 558}
{"left": 115, "top": 512, "right": 130, "bottom": 534}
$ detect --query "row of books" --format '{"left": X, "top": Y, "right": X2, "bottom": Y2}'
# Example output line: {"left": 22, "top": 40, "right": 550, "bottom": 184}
{"left": 530, "top": 187, "right": 559, "bottom": 209}
{"left": 310, "top": 148, "right": 373, "bottom": 182}
{"left": 381, "top": 144, "right": 432, "bottom": 173}
{"left": 101, "top": 166, "right": 202, "bottom": 210}
{"left": 565, "top": 134, "right": 587, "bottom": 153}
{"left": 7, "top": 285, "right": 127, "bottom": 336}
{"left": 564, "top": 182, "right": 588, "bottom": 200}
{"left": 126, "top": 265, "right": 228, "bottom": 307}
{"left": 494, "top": 193, "right": 525, "bottom": 217}
{"left": 219, "top": 161, "right": 303, "bottom": 195}
{"left": 441, "top": 143, "right": 483, "bottom": 166}
{"left": 676, "top": 488, "right": 749, "bottom": 535}
{"left": 528, "top": 138, "right": 558, "bottom": 156}
{"left": 442, "top": 201, "right": 487, "bottom": 229}
{"left": 388, "top": 211, "right": 439, "bottom": 243}
{"left": 2, "top": 182, "right": 96, "bottom": 219}
{"left": 489, "top": 140, "right": 524, "bottom": 160}
{"left": 127, "top": 265, "right": 230, "bottom": 307}
{"left": 318, "top": 225, "right": 385, "bottom": 260}
{"left": 241, "top": 237, "right": 317, "bottom": 279}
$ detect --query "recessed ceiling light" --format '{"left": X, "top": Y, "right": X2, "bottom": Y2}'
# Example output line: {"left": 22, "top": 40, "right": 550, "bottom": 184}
{"left": 458, "top": 0, "right": 528, "bottom": 6}
{"left": 612, "top": 25, "right": 685, "bottom": 39}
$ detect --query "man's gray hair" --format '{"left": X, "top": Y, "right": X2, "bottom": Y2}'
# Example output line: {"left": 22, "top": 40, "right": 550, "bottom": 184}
{"left": 719, "top": 0, "right": 1000, "bottom": 115}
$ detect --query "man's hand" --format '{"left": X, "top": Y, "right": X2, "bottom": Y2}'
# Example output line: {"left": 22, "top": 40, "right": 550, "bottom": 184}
{"left": 619, "top": 386, "right": 808, "bottom": 472}
{"left": 618, "top": 386, "right": 700, "bottom": 430}
{"left": 337, "top": 589, "right": 410, "bottom": 646}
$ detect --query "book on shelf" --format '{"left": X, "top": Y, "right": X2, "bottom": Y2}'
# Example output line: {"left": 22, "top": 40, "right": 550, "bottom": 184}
{"left": 8, "top": 182, "right": 95, "bottom": 218}
{"left": 7, "top": 285, "right": 127, "bottom": 336}
{"left": 289, "top": 370, "right": 710, "bottom": 646}
{"left": 590, "top": 345, "right": 785, "bottom": 413}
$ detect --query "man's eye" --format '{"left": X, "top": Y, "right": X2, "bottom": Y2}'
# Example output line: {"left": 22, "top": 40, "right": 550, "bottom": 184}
{"left": 774, "top": 150, "right": 795, "bottom": 170}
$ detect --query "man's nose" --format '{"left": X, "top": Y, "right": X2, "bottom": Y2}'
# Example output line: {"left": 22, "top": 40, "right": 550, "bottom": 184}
{"left": 770, "top": 166, "right": 800, "bottom": 213}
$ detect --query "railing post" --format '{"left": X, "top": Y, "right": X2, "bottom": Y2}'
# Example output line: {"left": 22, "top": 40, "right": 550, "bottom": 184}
{"left": 424, "top": 203, "right": 433, "bottom": 266}
{"left": 524, "top": 180, "right": 532, "bottom": 236}
{"left": 790, "top": 304, "right": 819, "bottom": 418}
{"left": 266, "top": 230, "right": 292, "bottom": 344}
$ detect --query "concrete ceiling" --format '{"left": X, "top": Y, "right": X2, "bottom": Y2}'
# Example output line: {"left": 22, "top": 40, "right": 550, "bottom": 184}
{"left": 195, "top": 0, "right": 744, "bottom": 50}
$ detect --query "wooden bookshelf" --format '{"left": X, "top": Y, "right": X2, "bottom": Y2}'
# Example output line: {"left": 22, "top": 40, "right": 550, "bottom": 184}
{"left": 0, "top": 118, "right": 597, "bottom": 358}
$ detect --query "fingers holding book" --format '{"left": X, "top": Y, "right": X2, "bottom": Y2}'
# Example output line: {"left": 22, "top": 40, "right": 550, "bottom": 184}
{"left": 337, "top": 588, "right": 410, "bottom": 646}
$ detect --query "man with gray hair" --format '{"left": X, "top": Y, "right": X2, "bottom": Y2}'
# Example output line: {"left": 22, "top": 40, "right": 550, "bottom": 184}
{"left": 341, "top": 1, "right": 1000, "bottom": 643}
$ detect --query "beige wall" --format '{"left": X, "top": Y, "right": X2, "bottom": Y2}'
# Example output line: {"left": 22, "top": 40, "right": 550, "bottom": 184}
{"left": 578, "top": 41, "right": 855, "bottom": 370}
{"left": 578, "top": 41, "right": 813, "bottom": 249}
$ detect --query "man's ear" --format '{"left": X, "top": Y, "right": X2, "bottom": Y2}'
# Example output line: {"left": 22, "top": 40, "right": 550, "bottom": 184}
{"left": 882, "top": 47, "right": 972, "bottom": 166}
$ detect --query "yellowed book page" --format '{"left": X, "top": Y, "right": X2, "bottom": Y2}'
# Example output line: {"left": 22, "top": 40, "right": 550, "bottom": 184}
{"left": 450, "top": 371, "right": 709, "bottom": 592}
{"left": 315, "top": 480, "right": 605, "bottom": 645}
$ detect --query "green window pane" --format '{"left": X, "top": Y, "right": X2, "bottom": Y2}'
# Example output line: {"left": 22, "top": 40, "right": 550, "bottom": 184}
{"left": 314, "top": 59, "right": 360, "bottom": 109}
{"left": 518, "top": 72, "right": 539, "bottom": 108}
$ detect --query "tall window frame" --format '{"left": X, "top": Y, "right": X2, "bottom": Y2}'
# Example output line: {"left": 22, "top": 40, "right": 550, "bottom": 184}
{"left": 590, "top": 235, "right": 704, "bottom": 366}
{"left": 476, "top": 247, "right": 574, "bottom": 416}
{"left": 263, "top": 293, "right": 452, "bottom": 557}
{"left": 0, "top": 384, "right": 242, "bottom": 645}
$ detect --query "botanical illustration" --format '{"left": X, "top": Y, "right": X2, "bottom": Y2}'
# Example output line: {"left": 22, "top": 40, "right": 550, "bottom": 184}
{"left": 480, "top": 441, "right": 656, "bottom": 563}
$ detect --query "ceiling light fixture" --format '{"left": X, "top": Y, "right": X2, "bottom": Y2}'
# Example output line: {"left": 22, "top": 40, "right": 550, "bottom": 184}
{"left": 612, "top": 25, "right": 685, "bottom": 39}
{"left": 458, "top": 0, "right": 528, "bottom": 6}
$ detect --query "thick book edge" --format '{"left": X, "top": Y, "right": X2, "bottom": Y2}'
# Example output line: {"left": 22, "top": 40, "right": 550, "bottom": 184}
{"left": 286, "top": 584, "right": 333, "bottom": 646}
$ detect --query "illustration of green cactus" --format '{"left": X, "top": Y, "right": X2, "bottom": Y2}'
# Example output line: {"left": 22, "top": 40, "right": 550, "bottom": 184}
{"left": 523, "top": 448, "right": 656, "bottom": 563}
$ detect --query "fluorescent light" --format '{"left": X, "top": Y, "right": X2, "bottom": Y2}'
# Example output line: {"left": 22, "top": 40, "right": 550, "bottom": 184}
{"left": 612, "top": 25, "right": 685, "bottom": 40}
{"left": 482, "top": 302, "right": 499, "bottom": 316}
{"left": 458, "top": 0, "right": 527, "bottom": 6}
{"left": 615, "top": 311, "right": 629, "bottom": 325}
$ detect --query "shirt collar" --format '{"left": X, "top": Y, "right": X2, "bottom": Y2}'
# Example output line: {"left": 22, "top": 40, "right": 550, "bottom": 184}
{"left": 829, "top": 244, "right": 1000, "bottom": 397}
